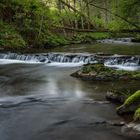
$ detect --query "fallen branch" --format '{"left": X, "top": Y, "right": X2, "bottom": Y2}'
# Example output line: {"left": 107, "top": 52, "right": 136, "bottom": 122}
{"left": 53, "top": 26, "right": 140, "bottom": 33}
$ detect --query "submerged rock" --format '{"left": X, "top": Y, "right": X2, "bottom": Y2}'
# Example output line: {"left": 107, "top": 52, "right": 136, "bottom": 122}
{"left": 107, "top": 120, "right": 126, "bottom": 126}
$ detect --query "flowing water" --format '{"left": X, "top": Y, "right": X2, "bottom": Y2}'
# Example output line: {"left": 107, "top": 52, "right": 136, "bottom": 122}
{"left": 0, "top": 41, "right": 140, "bottom": 140}
{"left": 50, "top": 41, "right": 140, "bottom": 55}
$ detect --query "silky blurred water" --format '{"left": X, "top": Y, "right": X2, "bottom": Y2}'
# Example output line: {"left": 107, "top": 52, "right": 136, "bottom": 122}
{"left": 0, "top": 63, "right": 139, "bottom": 140}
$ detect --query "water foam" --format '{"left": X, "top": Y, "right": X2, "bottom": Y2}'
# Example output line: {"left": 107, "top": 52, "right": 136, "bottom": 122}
{"left": 0, "top": 53, "right": 139, "bottom": 71}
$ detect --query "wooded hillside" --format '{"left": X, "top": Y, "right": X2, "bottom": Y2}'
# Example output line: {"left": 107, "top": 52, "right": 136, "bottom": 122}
{"left": 0, "top": 0, "right": 140, "bottom": 49}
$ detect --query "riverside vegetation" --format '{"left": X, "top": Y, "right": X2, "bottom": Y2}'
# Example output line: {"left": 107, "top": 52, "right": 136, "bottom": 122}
{"left": 71, "top": 64, "right": 140, "bottom": 122}
{"left": 0, "top": 0, "right": 140, "bottom": 50}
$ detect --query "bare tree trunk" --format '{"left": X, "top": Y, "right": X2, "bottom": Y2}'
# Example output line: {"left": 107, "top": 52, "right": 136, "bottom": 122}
{"left": 58, "top": 0, "right": 96, "bottom": 29}
{"left": 104, "top": 0, "right": 108, "bottom": 24}
{"left": 65, "top": 0, "right": 74, "bottom": 28}
{"left": 38, "top": 14, "right": 44, "bottom": 39}
{"left": 73, "top": 0, "right": 78, "bottom": 29}
{"left": 85, "top": 0, "right": 90, "bottom": 29}
{"left": 80, "top": 0, "right": 84, "bottom": 29}
{"left": 58, "top": 0, "right": 67, "bottom": 36}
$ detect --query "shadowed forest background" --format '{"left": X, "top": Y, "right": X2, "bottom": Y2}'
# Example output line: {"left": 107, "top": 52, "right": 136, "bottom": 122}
{"left": 0, "top": 0, "right": 140, "bottom": 49}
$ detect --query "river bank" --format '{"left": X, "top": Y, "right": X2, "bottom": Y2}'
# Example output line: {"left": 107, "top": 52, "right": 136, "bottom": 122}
{"left": 1, "top": 38, "right": 140, "bottom": 56}
{"left": 71, "top": 63, "right": 140, "bottom": 139}
{"left": 1, "top": 36, "right": 140, "bottom": 53}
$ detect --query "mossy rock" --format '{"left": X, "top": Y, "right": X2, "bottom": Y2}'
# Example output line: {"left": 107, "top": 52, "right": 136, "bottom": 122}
{"left": 134, "top": 108, "right": 140, "bottom": 121}
{"left": 106, "top": 88, "right": 134, "bottom": 103}
{"left": 71, "top": 64, "right": 140, "bottom": 81}
{"left": 117, "top": 90, "right": 140, "bottom": 116}
{"left": 124, "top": 90, "right": 140, "bottom": 106}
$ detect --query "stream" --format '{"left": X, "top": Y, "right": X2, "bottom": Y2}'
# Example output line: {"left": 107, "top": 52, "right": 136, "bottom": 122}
{"left": 0, "top": 40, "right": 140, "bottom": 140}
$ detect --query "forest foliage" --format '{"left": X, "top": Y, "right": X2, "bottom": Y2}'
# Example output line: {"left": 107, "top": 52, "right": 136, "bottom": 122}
{"left": 0, "top": 0, "right": 140, "bottom": 49}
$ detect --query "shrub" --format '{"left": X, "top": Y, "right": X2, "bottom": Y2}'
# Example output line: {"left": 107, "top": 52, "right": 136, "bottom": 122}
{"left": 0, "top": 21, "right": 26, "bottom": 49}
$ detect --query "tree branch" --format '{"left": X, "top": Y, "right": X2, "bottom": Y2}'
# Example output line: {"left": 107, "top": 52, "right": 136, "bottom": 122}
{"left": 86, "top": 0, "right": 140, "bottom": 29}
{"left": 53, "top": 25, "right": 140, "bottom": 33}
{"left": 58, "top": 0, "right": 96, "bottom": 29}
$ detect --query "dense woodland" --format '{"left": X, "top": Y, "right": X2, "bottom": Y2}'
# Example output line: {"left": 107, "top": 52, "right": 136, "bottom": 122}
{"left": 0, "top": 0, "right": 140, "bottom": 49}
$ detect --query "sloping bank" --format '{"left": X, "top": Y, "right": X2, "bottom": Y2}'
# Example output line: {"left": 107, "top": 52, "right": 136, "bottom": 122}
{"left": 71, "top": 64, "right": 140, "bottom": 139}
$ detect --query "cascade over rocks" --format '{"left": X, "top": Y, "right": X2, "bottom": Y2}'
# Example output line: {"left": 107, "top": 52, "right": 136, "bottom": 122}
{"left": 0, "top": 53, "right": 140, "bottom": 69}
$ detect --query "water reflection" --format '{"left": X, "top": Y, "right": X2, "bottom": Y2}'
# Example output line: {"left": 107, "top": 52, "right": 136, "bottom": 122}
{"left": 0, "top": 64, "right": 139, "bottom": 101}
{"left": 0, "top": 64, "right": 139, "bottom": 140}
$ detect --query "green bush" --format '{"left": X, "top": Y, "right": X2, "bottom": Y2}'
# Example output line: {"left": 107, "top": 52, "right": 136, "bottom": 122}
{"left": 0, "top": 21, "right": 26, "bottom": 49}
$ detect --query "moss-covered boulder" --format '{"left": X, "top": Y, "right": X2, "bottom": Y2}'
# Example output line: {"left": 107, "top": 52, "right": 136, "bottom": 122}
{"left": 134, "top": 108, "right": 140, "bottom": 121}
{"left": 117, "top": 90, "right": 140, "bottom": 115}
{"left": 71, "top": 64, "right": 140, "bottom": 81}
{"left": 124, "top": 90, "right": 140, "bottom": 106}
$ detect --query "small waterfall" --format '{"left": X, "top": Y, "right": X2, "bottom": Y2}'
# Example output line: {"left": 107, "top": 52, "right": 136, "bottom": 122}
{"left": 97, "top": 38, "right": 133, "bottom": 44}
{"left": 104, "top": 56, "right": 140, "bottom": 71}
{"left": 0, "top": 53, "right": 96, "bottom": 64}
{"left": 105, "top": 56, "right": 140, "bottom": 66}
{"left": 0, "top": 52, "right": 140, "bottom": 70}
{"left": 46, "top": 53, "right": 96, "bottom": 63}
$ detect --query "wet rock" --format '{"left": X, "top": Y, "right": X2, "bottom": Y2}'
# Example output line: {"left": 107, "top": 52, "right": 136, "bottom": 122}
{"left": 39, "top": 58, "right": 46, "bottom": 62}
{"left": 106, "top": 91, "right": 126, "bottom": 103}
{"left": 117, "top": 104, "right": 139, "bottom": 115}
{"left": 38, "top": 56, "right": 47, "bottom": 62}
{"left": 117, "top": 90, "right": 140, "bottom": 115}
{"left": 109, "top": 121, "right": 125, "bottom": 126}
{"left": 71, "top": 64, "right": 140, "bottom": 81}
{"left": 121, "top": 122, "right": 140, "bottom": 139}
